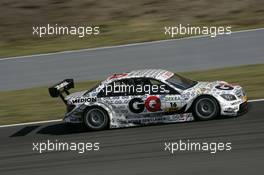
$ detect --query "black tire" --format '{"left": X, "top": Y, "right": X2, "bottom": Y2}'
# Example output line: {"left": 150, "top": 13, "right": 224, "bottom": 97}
{"left": 83, "top": 107, "right": 109, "bottom": 131}
{"left": 192, "top": 96, "right": 220, "bottom": 121}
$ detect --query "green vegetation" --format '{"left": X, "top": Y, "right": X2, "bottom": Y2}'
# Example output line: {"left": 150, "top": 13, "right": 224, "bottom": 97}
{"left": 1, "top": 0, "right": 264, "bottom": 57}
{"left": 0, "top": 64, "right": 263, "bottom": 125}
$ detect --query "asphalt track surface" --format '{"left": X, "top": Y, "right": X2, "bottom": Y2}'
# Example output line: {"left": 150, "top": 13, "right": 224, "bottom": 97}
{"left": 0, "top": 101, "right": 263, "bottom": 175}
{"left": 1, "top": 29, "right": 264, "bottom": 90}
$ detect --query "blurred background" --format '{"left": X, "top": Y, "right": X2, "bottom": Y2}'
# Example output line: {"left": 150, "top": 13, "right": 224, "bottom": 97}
{"left": 1, "top": 0, "right": 264, "bottom": 57}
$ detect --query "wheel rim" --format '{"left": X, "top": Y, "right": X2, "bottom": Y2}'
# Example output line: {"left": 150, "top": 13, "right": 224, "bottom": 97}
{"left": 85, "top": 109, "right": 106, "bottom": 129}
{"left": 195, "top": 98, "right": 216, "bottom": 119}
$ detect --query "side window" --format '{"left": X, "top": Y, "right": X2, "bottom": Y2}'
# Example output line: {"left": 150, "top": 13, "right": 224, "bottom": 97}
{"left": 131, "top": 78, "right": 179, "bottom": 95}
{"left": 132, "top": 78, "right": 151, "bottom": 95}
{"left": 97, "top": 79, "right": 134, "bottom": 97}
{"left": 149, "top": 78, "right": 179, "bottom": 95}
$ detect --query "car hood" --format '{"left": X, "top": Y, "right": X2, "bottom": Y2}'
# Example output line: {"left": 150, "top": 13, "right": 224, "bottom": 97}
{"left": 196, "top": 81, "right": 241, "bottom": 91}
{"left": 184, "top": 80, "right": 244, "bottom": 99}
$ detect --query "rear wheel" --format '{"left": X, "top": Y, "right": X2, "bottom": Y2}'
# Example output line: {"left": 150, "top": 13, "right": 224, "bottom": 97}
{"left": 83, "top": 107, "right": 109, "bottom": 131}
{"left": 193, "top": 96, "right": 219, "bottom": 121}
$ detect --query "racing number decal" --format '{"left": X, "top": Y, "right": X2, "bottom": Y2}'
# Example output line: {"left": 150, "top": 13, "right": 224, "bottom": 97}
{"left": 170, "top": 102, "right": 177, "bottom": 108}
{"left": 129, "top": 96, "right": 161, "bottom": 113}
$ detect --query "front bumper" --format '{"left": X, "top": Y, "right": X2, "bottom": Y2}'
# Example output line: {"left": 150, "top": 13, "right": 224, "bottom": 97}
{"left": 237, "top": 101, "right": 248, "bottom": 115}
{"left": 221, "top": 98, "right": 248, "bottom": 116}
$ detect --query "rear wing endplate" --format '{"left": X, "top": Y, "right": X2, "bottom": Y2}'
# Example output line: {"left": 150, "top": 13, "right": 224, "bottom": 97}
{"left": 48, "top": 79, "right": 74, "bottom": 104}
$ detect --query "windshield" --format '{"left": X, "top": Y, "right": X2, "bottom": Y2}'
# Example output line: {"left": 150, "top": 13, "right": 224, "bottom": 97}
{"left": 166, "top": 74, "right": 197, "bottom": 90}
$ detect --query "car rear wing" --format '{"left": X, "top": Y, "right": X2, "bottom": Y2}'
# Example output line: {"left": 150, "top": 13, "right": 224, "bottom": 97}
{"left": 48, "top": 79, "right": 74, "bottom": 104}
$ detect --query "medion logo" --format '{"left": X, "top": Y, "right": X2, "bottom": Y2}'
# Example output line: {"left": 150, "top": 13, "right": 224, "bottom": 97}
{"left": 71, "top": 97, "right": 97, "bottom": 104}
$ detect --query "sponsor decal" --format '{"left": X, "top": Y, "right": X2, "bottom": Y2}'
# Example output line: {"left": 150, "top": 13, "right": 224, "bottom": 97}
{"left": 145, "top": 96, "right": 161, "bottom": 112}
{"left": 124, "top": 113, "right": 193, "bottom": 124}
{"left": 128, "top": 98, "right": 145, "bottom": 113}
{"left": 115, "top": 109, "right": 129, "bottom": 114}
{"left": 215, "top": 84, "right": 234, "bottom": 90}
{"left": 71, "top": 97, "right": 97, "bottom": 104}
{"left": 165, "top": 96, "right": 181, "bottom": 101}
{"left": 162, "top": 71, "right": 174, "bottom": 79}
{"left": 108, "top": 73, "right": 128, "bottom": 80}
{"left": 128, "top": 96, "right": 161, "bottom": 113}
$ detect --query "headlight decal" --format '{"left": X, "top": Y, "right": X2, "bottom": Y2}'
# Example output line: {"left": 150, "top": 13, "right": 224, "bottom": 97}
{"left": 221, "top": 94, "right": 236, "bottom": 101}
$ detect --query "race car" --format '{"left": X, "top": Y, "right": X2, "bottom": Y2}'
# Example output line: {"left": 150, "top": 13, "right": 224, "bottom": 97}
{"left": 49, "top": 69, "right": 248, "bottom": 130}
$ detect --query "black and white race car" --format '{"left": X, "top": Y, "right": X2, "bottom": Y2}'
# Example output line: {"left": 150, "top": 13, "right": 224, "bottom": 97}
{"left": 49, "top": 69, "right": 248, "bottom": 130}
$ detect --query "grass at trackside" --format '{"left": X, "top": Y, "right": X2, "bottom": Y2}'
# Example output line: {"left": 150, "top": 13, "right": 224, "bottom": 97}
{"left": 0, "top": 81, "right": 99, "bottom": 125}
{"left": 0, "top": 64, "right": 263, "bottom": 125}
{"left": 1, "top": 0, "right": 264, "bottom": 57}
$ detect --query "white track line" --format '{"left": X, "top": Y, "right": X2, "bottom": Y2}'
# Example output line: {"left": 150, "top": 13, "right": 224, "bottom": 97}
{"left": 0, "top": 99, "right": 263, "bottom": 128}
{"left": 0, "top": 119, "right": 62, "bottom": 128}
{"left": 248, "top": 99, "right": 264, "bottom": 102}
{"left": 1, "top": 27, "right": 264, "bottom": 62}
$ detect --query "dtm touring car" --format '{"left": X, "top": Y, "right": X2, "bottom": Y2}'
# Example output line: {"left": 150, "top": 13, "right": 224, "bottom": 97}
{"left": 49, "top": 69, "right": 248, "bottom": 130}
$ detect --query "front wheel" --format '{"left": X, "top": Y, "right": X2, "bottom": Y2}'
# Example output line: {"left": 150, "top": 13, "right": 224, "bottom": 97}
{"left": 83, "top": 107, "right": 109, "bottom": 131}
{"left": 193, "top": 96, "right": 220, "bottom": 121}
